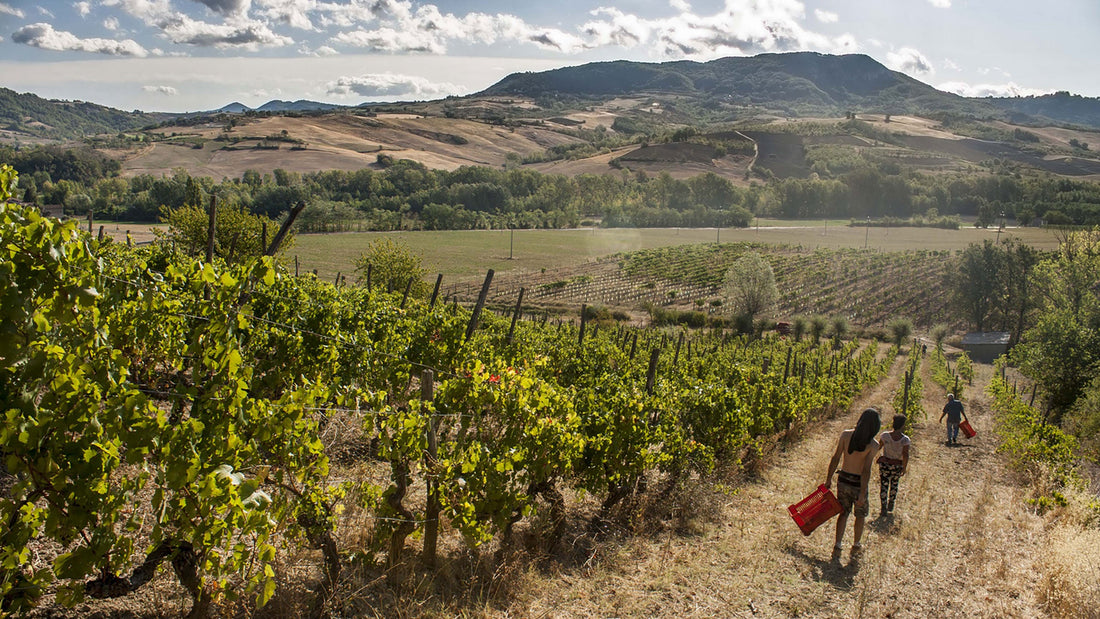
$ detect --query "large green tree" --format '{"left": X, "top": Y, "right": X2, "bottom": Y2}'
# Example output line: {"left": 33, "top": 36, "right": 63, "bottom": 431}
{"left": 1012, "top": 228, "right": 1100, "bottom": 420}
{"left": 721, "top": 251, "right": 778, "bottom": 325}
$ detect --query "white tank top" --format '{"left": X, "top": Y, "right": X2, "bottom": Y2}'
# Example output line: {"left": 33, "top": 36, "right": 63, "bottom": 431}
{"left": 878, "top": 431, "right": 910, "bottom": 460}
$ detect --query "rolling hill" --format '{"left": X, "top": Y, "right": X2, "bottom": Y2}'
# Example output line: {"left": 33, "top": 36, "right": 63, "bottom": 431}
{"left": 480, "top": 52, "right": 997, "bottom": 118}
{"left": 986, "top": 91, "right": 1100, "bottom": 129}
{"left": 0, "top": 87, "right": 172, "bottom": 142}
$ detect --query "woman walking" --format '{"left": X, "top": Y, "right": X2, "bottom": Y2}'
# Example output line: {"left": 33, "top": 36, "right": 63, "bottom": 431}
{"left": 877, "top": 414, "right": 911, "bottom": 516}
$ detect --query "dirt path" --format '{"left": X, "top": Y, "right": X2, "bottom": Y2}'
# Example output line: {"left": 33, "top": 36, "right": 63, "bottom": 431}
{"left": 505, "top": 353, "right": 1050, "bottom": 618}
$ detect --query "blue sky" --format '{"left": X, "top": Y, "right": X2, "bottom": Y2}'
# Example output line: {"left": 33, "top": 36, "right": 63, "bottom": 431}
{"left": 0, "top": 0, "right": 1096, "bottom": 113}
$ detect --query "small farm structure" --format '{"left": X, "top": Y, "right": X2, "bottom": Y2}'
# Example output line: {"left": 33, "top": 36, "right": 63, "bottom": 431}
{"left": 960, "top": 331, "right": 1011, "bottom": 363}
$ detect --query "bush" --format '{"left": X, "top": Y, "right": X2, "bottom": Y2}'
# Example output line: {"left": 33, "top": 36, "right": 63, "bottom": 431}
{"left": 353, "top": 237, "right": 429, "bottom": 297}
{"left": 888, "top": 317, "right": 914, "bottom": 349}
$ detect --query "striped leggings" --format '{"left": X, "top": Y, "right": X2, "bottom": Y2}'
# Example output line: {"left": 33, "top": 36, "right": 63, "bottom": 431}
{"left": 879, "top": 462, "right": 904, "bottom": 512}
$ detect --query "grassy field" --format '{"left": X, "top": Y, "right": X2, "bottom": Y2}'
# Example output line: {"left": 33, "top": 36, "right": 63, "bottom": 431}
{"left": 101, "top": 220, "right": 1064, "bottom": 283}
{"left": 286, "top": 223, "right": 1063, "bottom": 283}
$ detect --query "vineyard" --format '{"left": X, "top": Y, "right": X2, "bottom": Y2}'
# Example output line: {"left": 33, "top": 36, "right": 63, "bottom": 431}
{"left": 0, "top": 165, "right": 900, "bottom": 617}
{"left": 453, "top": 243, "right": 957, "bottom": 328}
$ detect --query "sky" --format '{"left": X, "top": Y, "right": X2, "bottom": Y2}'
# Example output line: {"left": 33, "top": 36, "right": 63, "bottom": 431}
{"left": 0, "top": 0, "right": 1097, "bottom": 113}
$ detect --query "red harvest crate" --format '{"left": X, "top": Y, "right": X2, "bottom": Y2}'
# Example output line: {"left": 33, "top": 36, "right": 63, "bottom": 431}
{"left": 959, "top": 419, "right": 977, "bottom": 439}
{"left": 788, "top": 484, "right": 843, "bottom": 536}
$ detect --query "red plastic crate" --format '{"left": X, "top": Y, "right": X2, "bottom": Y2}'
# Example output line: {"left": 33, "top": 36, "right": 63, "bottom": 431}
{"left": 788, "top": 484, "right": 843, "bottom": 536}
{"left": 959, "top": 419, "right": 976, "bottom": 439}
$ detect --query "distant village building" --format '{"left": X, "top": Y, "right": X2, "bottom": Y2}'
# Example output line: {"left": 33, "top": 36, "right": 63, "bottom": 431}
{"left": 960, "top": 332, "right": 1011, "bottom": 364}
{"left": 38, "top": 203, "right": 65, "bottom": 219}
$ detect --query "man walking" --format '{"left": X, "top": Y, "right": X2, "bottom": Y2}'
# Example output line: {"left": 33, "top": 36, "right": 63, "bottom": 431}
{"left": 939, "top": 393, "right": 968, "bottom": 445}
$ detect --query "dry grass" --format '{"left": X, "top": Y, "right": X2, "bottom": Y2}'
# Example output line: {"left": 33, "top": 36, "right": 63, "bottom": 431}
{"left": 1037, "top": 527, "right": 1100, "bottom": 619}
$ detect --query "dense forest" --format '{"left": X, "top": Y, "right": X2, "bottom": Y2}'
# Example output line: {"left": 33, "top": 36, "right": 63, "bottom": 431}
{"left": 5, "top": 143, "right": 1100, "bottom": 230}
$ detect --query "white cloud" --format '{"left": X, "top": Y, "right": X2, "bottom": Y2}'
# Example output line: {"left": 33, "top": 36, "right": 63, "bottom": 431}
{"left": 102, "top": 0, "right": 176, "bottom": 24}
{"left": 213, "top": 0, "right": 258, "bottom": 16}
{"left": 327, "top": 72, "right": 462, "bottom": 99}
{"left": 329, "top": 7, "right": 588, "bottom": 55}
{"left": 942, "top": 57, "right": 959, "bottom": 71}
{"left": 300, "top": 44, "right": 337, "bottom": 56}
{"left": 814, "top": 9, "right": 838, "bottom": 23}
{"left": 162, "top": 17, "right": 294, "bottom": 49}
{"left": 143, "top": 84, "right": 179, "bottom": 95}
{"left": 12, "top": 23, "right": 149, "bottom": 56}
{"left": 74, "top": 1, "right": 92, "bottom": 17}
{"left": 250, "top": 87, "right": 283, "bottom": 98}
{"left": 937, "top": 81, "right": 1049, "bottom": 98}
{"left": 38, "top": 6, "right": 55, "bottom": 17}
{"left": 257, "top": 0, "right": 317, "bottom": 30}
{"left": 580, "top": 0, "right": 857, "bottom": 60}
{"left": 670, "top": 0, "right": 692, "bottom": 11}
{"left": 103, "top": 0, "right": 291, "bottom": 49}
{"left": 886, "top": 47, "right": 933, "bottom": 76}
{"left": 0, "top": 2, "right": 25, "bottom": 18}
{"left": 334, "top": 28, "right": 445, "bottom": 53}
{"left": 928, "top": 0, "right": 951, "bottom": 7}
{"left": 104, "top": 17, "right": 120, "bottom": 30}
{"left": 194, "top": 0, "right": 254, "bottom": 17}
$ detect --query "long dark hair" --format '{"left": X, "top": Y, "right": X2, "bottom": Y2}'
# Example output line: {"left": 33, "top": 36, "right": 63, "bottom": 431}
{"left": 849, "top": 408, "right": 881, "bottom": 453}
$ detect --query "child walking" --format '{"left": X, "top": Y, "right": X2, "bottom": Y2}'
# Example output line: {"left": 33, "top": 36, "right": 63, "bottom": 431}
{"left": 877, "top": 414, "right": 910, "bottom": 515}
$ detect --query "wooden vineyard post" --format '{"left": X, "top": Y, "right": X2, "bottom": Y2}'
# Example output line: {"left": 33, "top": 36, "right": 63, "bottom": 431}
{"left": 295, "top": 255, "right": 299, "bottom": 277}
{"left": 902, "top": 370, "right": 911, "bottom": 417}
{"left": 97, "top": 225, "right": 104, "bottom": 242}
{"left": 954, "top": 376, "right": 959, "bottom": 396}
{"left": 335, "top": 271, "right": 341, "bottom": 286}
{"left": 629, "top": 333, "right": 638, "bottom": 360}
{"left": 261, "top": 221, "right": 268, "bottom": 255}
{"left": 422, "top": 370, "right": 440, "bottom": 568}
{"left": 1029, "top": 384, "right": 1038, "bottom": 407}
{"left": 429, "top": 274, "right": 443, "bottom": 309}
{"left": 464, "top": 269, "right": 494, "bottom": 342}
{"left": 507, "top": 288, "right": 525, "bottom": 344}
{"left": 205, "top": 194, "right": 217, "bottom": 264}
{"left": 578, "top": 304, "right": 587, "bottom": 345}
{"left": 265, "top": 200, "right": 306, "bottom": 256}
{"left": 783, "top": 347, "right": 792, "bottom": 382}
{"left": 646, "top": 348, "right": 661, "bottom": 396}
{"left": 400, "top": 279, "right": 412, "bottom": 308}
{"left": 673, "top": 332, "right": 684, "bottom": 367}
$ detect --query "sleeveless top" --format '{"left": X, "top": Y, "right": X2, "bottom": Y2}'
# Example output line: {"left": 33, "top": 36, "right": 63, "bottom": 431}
{"left": 878, "top": 431, "right": 911, "bottom": 461}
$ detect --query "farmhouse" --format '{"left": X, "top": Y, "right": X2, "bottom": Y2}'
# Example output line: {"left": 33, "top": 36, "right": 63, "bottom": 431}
{"left": 960, "top": 331, "right": 1011, "bottom": 364}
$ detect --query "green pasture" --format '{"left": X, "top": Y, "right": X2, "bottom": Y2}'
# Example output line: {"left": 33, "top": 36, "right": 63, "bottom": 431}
{"left": 287, "top": 223, "right": 1063, "bottom": 283}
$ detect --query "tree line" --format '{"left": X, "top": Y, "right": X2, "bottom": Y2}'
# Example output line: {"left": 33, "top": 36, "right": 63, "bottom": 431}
{"left": 5, "top": 144, "right": 1100, "bottom": 230}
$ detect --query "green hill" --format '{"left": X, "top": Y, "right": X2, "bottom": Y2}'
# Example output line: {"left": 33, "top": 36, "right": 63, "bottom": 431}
{"left": 0, "top": 87, "right": 172, "bottom": 141}
{"left": 480, "top": 52, "right": 999, "bottom": 118}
